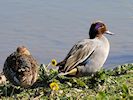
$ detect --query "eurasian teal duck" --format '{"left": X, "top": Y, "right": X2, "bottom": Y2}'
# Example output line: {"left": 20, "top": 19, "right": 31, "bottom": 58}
{"left": 3, "top": 46, "right": 39, "bottom": 88}
{"left": 57, "top": 21, "right": 113, "bottom": 76}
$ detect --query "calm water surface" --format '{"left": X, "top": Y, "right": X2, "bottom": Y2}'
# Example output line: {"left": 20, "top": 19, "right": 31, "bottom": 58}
{"left": 0, "top": 0, "right": 133, "bottom": 72}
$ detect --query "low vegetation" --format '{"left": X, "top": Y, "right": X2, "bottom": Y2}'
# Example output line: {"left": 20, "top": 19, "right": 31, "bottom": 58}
{"left": 0, "top": 63, "right": 133, "bottom": 100}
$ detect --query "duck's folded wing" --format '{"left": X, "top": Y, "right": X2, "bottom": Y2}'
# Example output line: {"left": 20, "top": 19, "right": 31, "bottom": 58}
{"left": 63, "top": 40, "right": 97, "bottom": 72}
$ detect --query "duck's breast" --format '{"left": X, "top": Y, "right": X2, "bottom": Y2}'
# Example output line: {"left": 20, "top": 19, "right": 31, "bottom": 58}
{"left": 84, "top": 36, "right": 110, "bottom": 73}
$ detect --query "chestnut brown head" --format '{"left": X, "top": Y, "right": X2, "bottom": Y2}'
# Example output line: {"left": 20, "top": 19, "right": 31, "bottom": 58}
{"left": 89, "top": 21, "right": 113, "bottom": 39}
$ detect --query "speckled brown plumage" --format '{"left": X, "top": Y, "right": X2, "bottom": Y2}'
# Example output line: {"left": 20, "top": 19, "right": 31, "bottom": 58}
{"left": 3, "top": 46, "right": 39, "bottom": 88}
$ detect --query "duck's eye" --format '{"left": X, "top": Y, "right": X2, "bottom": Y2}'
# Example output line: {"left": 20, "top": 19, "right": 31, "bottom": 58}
{"left": 95, "top": 23, "right": 103, "bottom": 30}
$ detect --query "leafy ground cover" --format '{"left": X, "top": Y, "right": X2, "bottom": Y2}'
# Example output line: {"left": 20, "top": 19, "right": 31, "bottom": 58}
{"left": 0, "top": 63, "right": 133, "bottom": 100}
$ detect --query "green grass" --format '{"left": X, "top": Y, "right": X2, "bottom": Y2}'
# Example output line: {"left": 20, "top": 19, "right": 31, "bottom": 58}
{"left": 0, "top": 64, "right": 133, "bottom": 100}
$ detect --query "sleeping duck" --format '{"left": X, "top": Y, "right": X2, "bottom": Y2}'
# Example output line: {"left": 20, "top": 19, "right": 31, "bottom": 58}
{"left": 3, "top": 46, "right": 39, "bottom": 88}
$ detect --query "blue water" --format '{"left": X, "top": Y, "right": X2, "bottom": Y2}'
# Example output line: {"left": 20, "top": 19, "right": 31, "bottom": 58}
{"left": 0, "top": 0, "right": 133, "bottom": 72}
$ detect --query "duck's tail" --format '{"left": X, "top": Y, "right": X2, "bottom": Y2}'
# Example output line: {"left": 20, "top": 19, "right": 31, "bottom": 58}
{"left": 56, "top": 60, "right": 66, "bottom": 73}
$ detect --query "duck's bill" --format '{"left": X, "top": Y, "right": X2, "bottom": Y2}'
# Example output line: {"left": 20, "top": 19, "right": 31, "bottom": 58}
{"left": 105, "top": 31, "right": 114, "bottom": 35}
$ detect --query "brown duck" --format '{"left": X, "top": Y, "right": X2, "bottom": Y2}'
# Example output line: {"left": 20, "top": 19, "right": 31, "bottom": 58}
{"left": 3, "top": 46, "right": 39, "bottom": 88}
